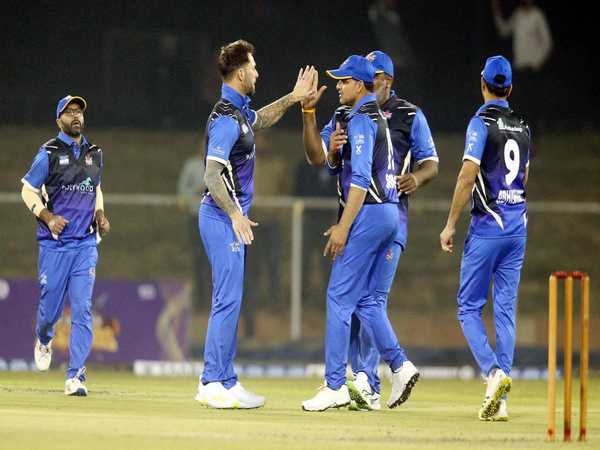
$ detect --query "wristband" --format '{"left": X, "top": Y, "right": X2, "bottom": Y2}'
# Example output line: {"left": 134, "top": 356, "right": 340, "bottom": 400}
{"left": 302, "top": 108, "right": 316, "bottom": 114}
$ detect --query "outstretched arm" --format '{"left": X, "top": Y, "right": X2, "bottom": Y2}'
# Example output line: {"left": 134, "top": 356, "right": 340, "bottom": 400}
{"left": 254, "top": 66, "right": 316, "bottom": 130}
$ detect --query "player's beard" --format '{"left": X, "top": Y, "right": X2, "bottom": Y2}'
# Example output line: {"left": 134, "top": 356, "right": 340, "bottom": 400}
{"left": 63, "top": 120, "right": 83, "bottom": 138}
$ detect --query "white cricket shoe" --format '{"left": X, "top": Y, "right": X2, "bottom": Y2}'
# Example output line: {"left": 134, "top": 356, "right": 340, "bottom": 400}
{"left": 370, "top": 392, "right": 381, "bottom": 411}
{"left": 34, "top": 339, "right": 52, "bottom": 371}
{"left": 194, "top": 381, "right": 208, "bottom": 405}
{"left": 302, "top": 384, "right": 351, "bottom": 412}
{"left": 204, "top": 382, "right": 241, "bottom": 409}
{"left": 347, "top": 372, "right": 373, "bottom": 411}
{"left": 482, "top": 398, "right": 508, "bottom": 421}
{"left": 228, "top": 382, "right": 265, "bottom": 409}
{"left": 388, "top": 360, "right": 420, "bottom": 408}
{"left": 64, "top": 377, "right": 88, "bottom": 396}
{"left": 478, "top": 369, "right": 512, "bottom": 420}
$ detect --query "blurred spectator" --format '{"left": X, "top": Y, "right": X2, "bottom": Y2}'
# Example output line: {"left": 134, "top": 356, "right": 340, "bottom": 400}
{"left": 177, "top": 155, "right": 209, "bottom": 310}
{"left": 492, "top": 0, "right": 553, "bottom": 134}
{"left": 368, "top": 0, "right": 413, "bottom": 70}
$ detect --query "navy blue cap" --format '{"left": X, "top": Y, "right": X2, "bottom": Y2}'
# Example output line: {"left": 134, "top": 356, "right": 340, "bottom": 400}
{"left": 366, "top": 50, "right": 394, "bottom": 77}
{"left": 56, "top": 95, "right": 87, "bottom": 119}
{"left": 481, "top": 55, "right": 512, "bottom": 89}
{"left": 326, "top": 55, "right": 375, "bottom": 83}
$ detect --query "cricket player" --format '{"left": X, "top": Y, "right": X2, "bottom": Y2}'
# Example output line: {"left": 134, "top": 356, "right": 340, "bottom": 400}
{"left": 346, "top": 50, "right": 439, "bottom": 410}
{"left": 194, "top": 39, "right": 314, "bottom": 409}
{"left": 440, "top": 55, "right": 530, "bottom": 421}
{"left": 301, "top": 51, "right": 438, "bottom": 411}
{"left": 300, "top": 55, "right": 417, "bottom": 412}
{"left": 21, "top": 95, "right": 109, "bottom": 396}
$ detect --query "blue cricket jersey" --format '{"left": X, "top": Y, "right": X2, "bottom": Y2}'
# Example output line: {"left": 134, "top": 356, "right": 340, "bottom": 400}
{"left": 21, "top": 132, "right": 102, "bottom": 250}
{"left": 201, "top": 84, "right": 257, "bottom": 221}
{"left": 320, "top": 94, "right": 398, "bottom": 207}
{"left": 463, "top": 99, "right": 530, "bottom": 238}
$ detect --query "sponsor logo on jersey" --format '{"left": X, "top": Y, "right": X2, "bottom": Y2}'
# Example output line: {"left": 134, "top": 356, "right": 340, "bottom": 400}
{"left": 385, "top": 248, "right": 393, "bottom": 261}
{"left": 59, "top": 155, "right": 69, "bottom": 165}
{"left": 61, "top": 177, "right": 95, "bottom": 193}
{"left": 497, "top": 118, "right": 523, "bottom": 132}
{"left": 497, "top": 189, "right": 525, "bottom": 205}
{"left": 230, "top": 242, "right": 242, "bottom": 253}
{"left": 85, "top": 154, "right": 93, "bottom": 166}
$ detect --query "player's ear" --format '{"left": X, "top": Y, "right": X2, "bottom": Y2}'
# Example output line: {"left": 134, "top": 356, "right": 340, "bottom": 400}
{"left": 55, "top": 118, "right": 62, "bottom": 130}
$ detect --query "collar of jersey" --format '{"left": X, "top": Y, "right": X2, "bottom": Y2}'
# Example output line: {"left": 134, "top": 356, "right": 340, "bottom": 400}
{"left": 57, "top": 131, "right": 87, "bottom": 147}
{"left": 221, "top": 83, "right": 252, "bottom": 111}
{"left": 348, "top": 93, "right": 377, "bottom": 117}
{"left": 477, "top": 98, "right": 509, "bottom": 115}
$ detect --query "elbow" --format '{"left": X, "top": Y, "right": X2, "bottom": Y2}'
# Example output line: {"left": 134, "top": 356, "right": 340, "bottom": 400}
{"left": 306, "top": 154, "right": 325, "bottom": 166}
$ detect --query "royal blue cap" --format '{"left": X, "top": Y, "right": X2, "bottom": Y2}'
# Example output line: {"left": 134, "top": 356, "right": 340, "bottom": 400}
{"left": 56, "top": 95, "right": 87, "bottom": 119}
{"left": 366, "top": 50, "right": 394, "bottom": 77}
{"left": 326, "top": 55, "right": 375, "bottom": 83}
{"left": 481, "top": 55, "right": 512, "bottom": 89}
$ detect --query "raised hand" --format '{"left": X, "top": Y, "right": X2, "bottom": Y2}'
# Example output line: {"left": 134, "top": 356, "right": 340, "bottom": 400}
{"left": 291, "top": 66, "right": 317, "bottom": 103}
{"left": 301, "top": 69, "right": 327, "bottom": 110}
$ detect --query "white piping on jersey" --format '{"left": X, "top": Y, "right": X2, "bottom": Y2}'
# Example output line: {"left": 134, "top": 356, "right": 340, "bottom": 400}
{"left": 220, "top": 161, "right": 243, "bottom": 213}
{"left": 416, "top": 156, "right": 439, "bottom": 165}
{"left": 321, "top": 139, "right": 329, "bottom": 159}
{"left": 407, "top": 112, "right": 416, "bottom": 116}
{"left": 44, "top": 145, "right": 58, "bottom": 149}
{"left": 477, "top": 172, "right": 487, "bottom": 200}
{"left": 367, "top": 179, "right": 382, "bottom": 203}
{"left": 401, "top": 150, "right": 412, "bottom": 176}
{"left": 206, "top": 155, "right": 229, "bottom": 166}
{"left": 337, "top": 180, "right": 346, "bottom": 207}
{"left": 21, "top": 178, "right": 40, "bottom": 193}
{"left": 463, "top": 155, "right": 481, "bottom": 165}
{"left": 479, "top": 116, "right": 497, "bottom": 122}
{"left": 385, "top": 128, "right": 395, "bottom": 171}
{"left": 473, "top": 182, "right": 504, "bottom": 230}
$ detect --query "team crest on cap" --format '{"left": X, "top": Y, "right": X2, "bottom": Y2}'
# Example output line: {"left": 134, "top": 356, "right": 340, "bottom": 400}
{"left": 366, "top": 52, "right": 376, "bottom": 62}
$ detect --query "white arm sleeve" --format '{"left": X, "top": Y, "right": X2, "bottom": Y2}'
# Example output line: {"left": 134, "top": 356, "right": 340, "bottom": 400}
{"left": 21, "top": 183, "right": 44, "bottom": 217}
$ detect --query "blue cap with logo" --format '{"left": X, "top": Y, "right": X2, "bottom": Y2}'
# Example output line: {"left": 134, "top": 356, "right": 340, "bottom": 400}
{"left": 366, "top": 50, "right": 394, "bottom": 77}
{"left": 481, "top": 55, "right": 512, "bottom": 89}
{"left": 326, "top": 55, "right": 375, "bottom": 83}
{"left": 56, "top": 95, "right": 87, "bottom": 119}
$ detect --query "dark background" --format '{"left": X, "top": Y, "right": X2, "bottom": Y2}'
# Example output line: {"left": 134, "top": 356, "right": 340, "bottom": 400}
{"left": 1, "top": 0, "right": 596, "bottom": 132}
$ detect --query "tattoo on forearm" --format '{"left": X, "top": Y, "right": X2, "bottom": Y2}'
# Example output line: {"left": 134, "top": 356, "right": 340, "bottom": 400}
{"left": 204, "top": 161, "right": 239, "bottom": 216}
{"left": 254, "top": 93, "right": 295, "bottom": 130}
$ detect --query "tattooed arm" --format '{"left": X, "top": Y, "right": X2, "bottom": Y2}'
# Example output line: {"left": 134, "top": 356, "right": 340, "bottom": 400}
{"left": 253, "top": 66, "right": 316, "bottom": 131}
{"left": 204, "top": 159, "right": 258, "bottom": 244}
{"left": 204, "top": 159, "right": 238, "bottom": 216}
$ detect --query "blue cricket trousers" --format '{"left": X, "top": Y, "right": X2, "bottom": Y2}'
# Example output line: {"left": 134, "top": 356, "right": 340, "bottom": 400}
{"left": 37, "top": 244, "right": 97, "bottom": 380}
{"left": 457, "top": 234, "right": 526, "bottom": 376}
{"left": 325, "top": 203, "right": 405, "bottom": 390}
{"left": 199, "top": 206, "right": 244, "bottom": 389}
{"left": 349, "top": 240, "right": 408, "bottom": 393}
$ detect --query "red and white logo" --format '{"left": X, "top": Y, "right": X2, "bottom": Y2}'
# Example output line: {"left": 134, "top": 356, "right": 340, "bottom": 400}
{"left": 383, "top": 111, "right": 393, "bottom": 119}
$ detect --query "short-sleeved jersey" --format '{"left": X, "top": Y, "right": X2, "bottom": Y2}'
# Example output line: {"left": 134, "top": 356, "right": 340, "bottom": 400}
{"left": 380, "top": 93, "right": 438, "bottom": 248}
{"left": 320, "top": 94, "right": 398, "bottom": 208}
{"left": 463, "top": 99, "right": 530, "bottom": 238}
{"left": 322, "top": 93, "right": 438, "bottom": 248}
{"left": 202, "top": 84, "right": 257, "bottom": 220}
{"left": 21, "top": 132, "right": 102, "bottom": 249}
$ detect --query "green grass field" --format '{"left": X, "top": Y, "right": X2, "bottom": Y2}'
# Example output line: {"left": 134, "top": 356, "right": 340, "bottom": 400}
{"left": 0, "top": 371, "right": 597, "bottom": 449}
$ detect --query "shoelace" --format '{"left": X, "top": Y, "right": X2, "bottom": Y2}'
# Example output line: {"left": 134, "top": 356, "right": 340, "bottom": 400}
{"left": 38, "top": 343, "right": 50, "bottom": 354}
{"left": 75, "top": 366, "right": 87, "bottom": 382}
